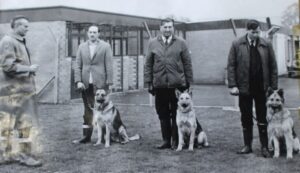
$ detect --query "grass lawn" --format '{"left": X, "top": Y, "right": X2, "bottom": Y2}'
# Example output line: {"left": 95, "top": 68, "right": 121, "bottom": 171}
{"left": 1, "top": 103, "right": 300, "bottom": 173}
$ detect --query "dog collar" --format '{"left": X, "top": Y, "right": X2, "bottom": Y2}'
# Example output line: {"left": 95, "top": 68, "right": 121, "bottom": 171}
{"left": 101, "top": 101, "right": 114, "bottom": 113}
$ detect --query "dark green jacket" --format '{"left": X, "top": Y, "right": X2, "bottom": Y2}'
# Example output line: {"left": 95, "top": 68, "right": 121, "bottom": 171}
{"left": 227, "top": 35, "right": 278, "bottom": 94}
{"left": 144, "top": 35, "right": 193, "bottom": 88}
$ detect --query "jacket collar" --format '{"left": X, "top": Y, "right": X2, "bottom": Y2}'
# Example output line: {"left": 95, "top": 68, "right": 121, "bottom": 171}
{"left": 157, "top": 35, "right": 176, "bottom": 45}
{"left": 87, "top": 39, "right": 101, "bottom": 45}
{"left": 239, "top": 34, "right": 267, "bottom": 47}
{"left": 9, "top": 31, "right": 25, "bottom": 42}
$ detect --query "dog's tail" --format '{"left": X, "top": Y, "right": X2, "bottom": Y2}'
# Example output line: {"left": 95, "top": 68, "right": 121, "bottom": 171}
{"left": 129, "top": 134, "right": 141, "bottom": 141}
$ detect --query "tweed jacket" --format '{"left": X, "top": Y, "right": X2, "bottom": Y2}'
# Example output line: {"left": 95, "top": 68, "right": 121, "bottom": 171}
{"left": 74, "top": 39, "right": 113, "bottom": 89}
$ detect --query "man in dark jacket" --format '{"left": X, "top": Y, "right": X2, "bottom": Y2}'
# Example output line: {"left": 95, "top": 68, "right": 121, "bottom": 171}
{"left": 144, "top": 18, "right": 193, "bottom": 149}
{"left": 227, "top": 20, "right": 278, "bottom": 158}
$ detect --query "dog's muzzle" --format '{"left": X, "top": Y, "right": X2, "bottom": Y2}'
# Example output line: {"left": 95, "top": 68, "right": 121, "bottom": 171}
{"left": 181, "top": 103, "right": 188, "bottom": 108}
{"left": 269, "top": 104, "right": 282, "bottom": 109}
{"left": 96, "top": 98, "right": 105, "bottom": 103}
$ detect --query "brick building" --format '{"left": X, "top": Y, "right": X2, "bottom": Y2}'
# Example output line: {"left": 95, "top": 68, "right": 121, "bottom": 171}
{"left": 0, "top": 6, "right": 291, "bottom": 103}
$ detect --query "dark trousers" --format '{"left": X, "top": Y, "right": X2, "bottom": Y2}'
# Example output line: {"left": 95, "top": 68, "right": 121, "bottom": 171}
{"left": 239, "top": 91, "right": 267, "bottom": 128}
{"left": 82, "top": 84, "right": 95, "bottom": 127}
{"left": 155, "top": 88, "right": 185, "bottom": 144}
{"left": 155, "top": 88, "right": 178, "bottom": 121}
{"left": 239, "top": 89, "right": 268, "bottom": 147}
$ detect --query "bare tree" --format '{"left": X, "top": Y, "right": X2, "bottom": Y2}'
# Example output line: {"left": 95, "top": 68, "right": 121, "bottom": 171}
{"left": 281, "top": 2, "right": 299, "bottom": 29}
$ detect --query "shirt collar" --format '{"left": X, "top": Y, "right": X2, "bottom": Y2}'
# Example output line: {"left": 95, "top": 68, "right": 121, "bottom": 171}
{"left": 88, "top": 39, "right": 100, "bottom": 45}
{"left": 162, "top": 35, "right": 173, "bottom": 44}
{"left": 247, "top": 34, "right": 257, "bottom": 46}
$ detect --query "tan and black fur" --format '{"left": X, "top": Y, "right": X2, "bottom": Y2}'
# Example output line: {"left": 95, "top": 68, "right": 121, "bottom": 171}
{"left": 266, "top": 88, "right": 300, "bottom": 159}
{"left": 93, "top": 89, "right": 140, "bottom": 148}
{"left": 175, "top": 89, "right": 209, "bottom": 151}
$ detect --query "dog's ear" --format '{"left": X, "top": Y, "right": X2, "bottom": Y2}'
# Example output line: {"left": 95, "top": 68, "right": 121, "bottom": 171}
{"left": 266, "top": 87, "right": 274, "bottom": 97}
{"left": 106, "top": 88, "right": 111, "bottom": 95}
{"left": 175, "top": 89, "right": 182, "bottom": 98}
{"left": 277, "top": 88, "right": 284, "bottom": 102}
{"left": 187, "top": 88, "right": 193, "bottom": 98}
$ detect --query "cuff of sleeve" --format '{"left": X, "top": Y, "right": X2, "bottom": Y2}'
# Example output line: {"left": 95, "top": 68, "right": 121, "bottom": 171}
{"left": 15, "top": 64, "right": 31, "bottom": 72}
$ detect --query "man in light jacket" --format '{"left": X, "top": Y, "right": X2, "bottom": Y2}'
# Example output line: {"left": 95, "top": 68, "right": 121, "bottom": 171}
{"left": 73, "top": 25, "right": 113, "bottom": 144}
{"left": 0, "top": 15, "right": 42, "bottom": 167}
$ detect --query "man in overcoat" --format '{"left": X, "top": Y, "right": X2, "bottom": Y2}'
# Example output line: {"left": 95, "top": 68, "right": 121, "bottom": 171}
{"left": 227, "top": 19, "right": 278, "bottom": 157}
{"left": 0, "top": 15, "right": 42, "bottom": 166}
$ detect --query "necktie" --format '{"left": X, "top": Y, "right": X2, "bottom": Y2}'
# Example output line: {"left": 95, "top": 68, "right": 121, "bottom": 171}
{"left": 250, "top": 40, "right": 254, "bottom": 47}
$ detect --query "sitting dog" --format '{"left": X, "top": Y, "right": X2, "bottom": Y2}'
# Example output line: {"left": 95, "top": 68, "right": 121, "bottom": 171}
{"left": 266, "top": 88, "right": 300, "bottom": 159}
{"left": 93, "top": 89, "right": 140, "bottom": 148}
{"left": 175, "top": 89, "right": 209, "bottom": 151}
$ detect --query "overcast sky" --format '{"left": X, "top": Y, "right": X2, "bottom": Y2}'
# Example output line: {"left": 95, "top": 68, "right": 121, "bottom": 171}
{"left": 0, "top": 0, "right": 297, "bottom": 25}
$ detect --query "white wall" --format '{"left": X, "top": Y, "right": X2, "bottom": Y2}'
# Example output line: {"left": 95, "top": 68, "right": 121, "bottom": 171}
{"left": 273, "top": 34, "right": 288, "bottom": 75}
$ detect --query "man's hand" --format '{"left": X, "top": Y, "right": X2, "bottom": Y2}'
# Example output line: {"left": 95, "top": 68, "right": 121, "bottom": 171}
{"left": 148, "top": 83, "right": 155, "bottom": 96}
{"left": 77, "top": 82, "right": 85, "bottom": 90}
{"left": 29, "top": 64, "right": 39, "bottom": 73}
{"left": 229, "top": 87, "right": 239, "bottom": 96}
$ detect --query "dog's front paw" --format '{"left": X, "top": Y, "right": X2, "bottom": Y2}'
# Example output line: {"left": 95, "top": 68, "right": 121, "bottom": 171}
{"left": 287, "top": 154, "right": 293, "bottom": 159}
{"left": 105, "top": 144, "right": 110, "bottom": 148}
{"left": 273, "top": 153, "right": 279, "bottom": 158}
{"left": 94, "top": 142, "right": 101, "bottom": 146}
{"left": 188, "top": 145, "right": 194, "bottom": 151}
{"left": 176, "top": 147, "right": 182, "bottom": 152}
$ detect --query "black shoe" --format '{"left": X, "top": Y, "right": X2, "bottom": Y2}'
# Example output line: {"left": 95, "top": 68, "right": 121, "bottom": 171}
{"left": 72, "top": 137, "right": 91, "bottom": 144}
{"left": 156, "top": 142, "right": 171, "bottom": 149}
{"left": 261, "top": 147, "right": 271, "bottom": 158}
{"left": 171, "top": 141, "right": 178, "bottom": 150}
{"left": 72, "top": 127, "right": 93, "bottom": 144}
{"left": 237, "top": 146, "right": 252, "bottom": 154}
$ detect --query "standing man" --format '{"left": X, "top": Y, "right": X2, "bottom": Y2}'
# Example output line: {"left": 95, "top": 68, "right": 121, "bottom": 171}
{"left": 73, "top": 25, "right": 113, "bottom": 144}
{"left": 144, "top": 18, "right": 193, "bottom": 149}
{"left": 0, "top": 15, "right": 42, "bottom": 166}
{"left": 227, "top": 20, "right": 278, "bottom": 157}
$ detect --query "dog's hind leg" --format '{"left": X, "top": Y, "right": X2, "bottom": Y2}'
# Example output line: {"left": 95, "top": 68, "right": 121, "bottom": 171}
{"left": 198, "top": 131, "right": 209, "bottom": 147}
{"left": 119, "top": 126, "right": 129, "bottom": 144}
{"left": 293, "top": 137, "right": 300, "bottom": 153}
{"left": 285, "top": 132, "right": 294, "bottom": 159}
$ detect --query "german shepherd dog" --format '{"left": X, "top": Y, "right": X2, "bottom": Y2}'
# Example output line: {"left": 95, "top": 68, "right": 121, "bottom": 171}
{"left": 93, "top": 89, "right": 140, "bottom": 148}
{"left": 175, "top": 89, "right": 209, "bottom": 151}
{"left": 266, "top": 88, "right": 300, "bottom": 159}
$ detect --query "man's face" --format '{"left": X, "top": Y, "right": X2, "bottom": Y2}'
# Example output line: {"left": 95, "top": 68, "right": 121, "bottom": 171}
{"left": 160, "top": 21, "right": 174, "bottom": 38}
{"left": 87, "top": 26, "right": 99, "bottom": 42}
{"left": 247, "top": 27, "right": 261, "bottom": 40}
{"left": 15, "top": 19, "right": 29, "bottom": 37}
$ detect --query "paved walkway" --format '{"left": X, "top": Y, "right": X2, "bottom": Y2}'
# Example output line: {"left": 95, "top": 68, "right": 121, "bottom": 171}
{"left": 72, "top": 77, "right": 300, "bottom": 109}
